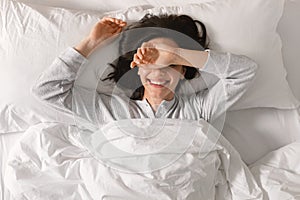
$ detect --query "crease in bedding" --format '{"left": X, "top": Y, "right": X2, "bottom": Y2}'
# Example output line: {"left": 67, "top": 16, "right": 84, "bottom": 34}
{"left": 250, "top": 142, "right": 300, "bottom": 199}
{"left": 0, "top": 104, "right": 30, "bottom": 134}
{"left": 4, "top": 119, "right": 263, "bottom": 200}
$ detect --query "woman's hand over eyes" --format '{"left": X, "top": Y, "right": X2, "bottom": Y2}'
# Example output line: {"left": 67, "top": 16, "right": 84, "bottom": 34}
{"left": 130, "top": 42, "right": 180, "bottom": 69}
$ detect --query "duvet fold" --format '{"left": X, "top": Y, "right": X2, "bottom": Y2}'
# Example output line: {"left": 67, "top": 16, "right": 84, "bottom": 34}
{"left": 4, "top": 119, "right": 262, "bottom": 200}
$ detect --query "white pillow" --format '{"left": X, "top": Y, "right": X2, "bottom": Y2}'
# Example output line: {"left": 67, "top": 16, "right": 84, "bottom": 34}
{"left": 0, "top": 0, "right": 299, "bottom": 133}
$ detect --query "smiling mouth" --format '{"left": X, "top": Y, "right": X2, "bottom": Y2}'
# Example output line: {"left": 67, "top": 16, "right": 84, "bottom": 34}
{"left": 147, "top": 79, "right": 170, "bottom": 88}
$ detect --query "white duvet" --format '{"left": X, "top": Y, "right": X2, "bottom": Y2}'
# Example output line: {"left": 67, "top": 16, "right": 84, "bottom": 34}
{"left": 4, "top": 118, "right": 262, "bottom": 200}
{"left": 250, "top": 142, "right": 300, "bottom": 200}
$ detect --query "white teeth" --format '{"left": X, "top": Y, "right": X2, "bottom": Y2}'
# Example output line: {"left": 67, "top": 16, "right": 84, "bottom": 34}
{"left": 149, "top": 80, "right": 168, "bottom": 85}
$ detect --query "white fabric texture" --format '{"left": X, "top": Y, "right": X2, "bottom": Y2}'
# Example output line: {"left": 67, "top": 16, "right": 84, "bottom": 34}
{"left": 4, "top": 119, "right": 263, "bottom": 200}
{"left": 223, "top": 108, "right": 300, "bottom": 165}
{"left": 250, "top": 142, "right": 300, "bottom": 200}
{"left": 0, "top": 0, "right": 299, "bottom": 133}
{"left": 0, "top": 132, "right": 23, "bottom": 200}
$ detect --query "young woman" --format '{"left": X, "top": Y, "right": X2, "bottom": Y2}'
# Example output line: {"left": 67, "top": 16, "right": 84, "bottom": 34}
{"left": 27, "top": 14, "right": 262, "bottom": 199}
{"left": 32, "top": 14, "right": 257, "bottom": 127}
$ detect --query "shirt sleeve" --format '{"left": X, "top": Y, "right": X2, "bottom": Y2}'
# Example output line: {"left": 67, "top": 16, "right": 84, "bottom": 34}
{"left": 192, "top": 50, "right": 258, "bottom": 122}
{"left": 31, "top": 47, "right": 87, "bottom": 112}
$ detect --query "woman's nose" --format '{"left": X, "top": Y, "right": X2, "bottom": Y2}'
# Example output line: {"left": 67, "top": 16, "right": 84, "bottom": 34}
{"left": 151, "top": 68, "right": 166, "bottom": 76}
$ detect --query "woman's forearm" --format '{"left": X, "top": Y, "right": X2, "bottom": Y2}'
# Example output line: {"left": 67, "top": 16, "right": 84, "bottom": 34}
{"left": 74, "top": 37, "right": 99, "bottom": 58}
{"left": 175, "top": 48, "right": 209, "bottom": 69}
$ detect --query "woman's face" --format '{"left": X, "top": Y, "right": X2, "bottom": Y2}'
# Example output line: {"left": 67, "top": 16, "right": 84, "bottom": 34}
{"left": 137, "top": 38, "right": 186, "bottom": 101}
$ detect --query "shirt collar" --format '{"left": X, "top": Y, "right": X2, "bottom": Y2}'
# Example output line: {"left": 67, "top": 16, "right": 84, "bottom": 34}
{"left": 138, "top": 95, "right": 177, "bottom": 111}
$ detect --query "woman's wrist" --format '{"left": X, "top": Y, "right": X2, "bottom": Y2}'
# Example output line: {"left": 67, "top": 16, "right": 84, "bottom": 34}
{"left": 74, "top": 37, "right": 99, "bottom": 58}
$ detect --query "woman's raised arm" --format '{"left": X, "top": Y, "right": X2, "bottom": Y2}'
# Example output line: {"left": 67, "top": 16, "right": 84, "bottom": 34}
{"left": 31, "top": 18, "right": 126, "bottom": 113}
{"left": 75, "top": 17, "right": 126, "bottom": 58}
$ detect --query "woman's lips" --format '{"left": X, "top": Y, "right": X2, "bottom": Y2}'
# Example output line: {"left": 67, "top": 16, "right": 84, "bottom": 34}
{"left": 147, "top": 79, "right": 170, "bottom": 88}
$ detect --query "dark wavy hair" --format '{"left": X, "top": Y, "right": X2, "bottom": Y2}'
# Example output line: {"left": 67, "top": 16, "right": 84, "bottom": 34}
{"left": 102, "top": 14, "right": 209, "bottom": 100}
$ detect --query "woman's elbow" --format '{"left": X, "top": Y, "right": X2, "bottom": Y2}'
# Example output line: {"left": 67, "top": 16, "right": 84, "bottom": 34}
{"left": 30, "top": 83, "right": 50, "bottom": 102}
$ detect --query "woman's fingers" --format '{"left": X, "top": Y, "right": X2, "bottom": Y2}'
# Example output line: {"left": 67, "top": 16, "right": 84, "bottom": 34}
{"left": 134, "top": 54, "right": 144, "bottom": 65}
{"left": 130, "top": 46, "right": 156, "bottom": 69}
{"left": 130, "top": 41, "right": 177, "bottom": 69}
{"left": 102, "top": 17, "right": 127, "bottom": 27}
{"left": 141, "top": 47, "right": 145, "bottom": 55}
{"left": 131, "top": 53, "right": 146, "bottom": 68}
{"left": 102, "top": 20, "right": 119, "bottom": 29}
{"left": 130, "top": 42, "right": 162, "bottom": 69}
{"left": 137, "top": 48, "right": 144, "bottom": 60}
{"left": 98, "top": 19, "right": 124, "bottom": 37}
{"left": 138, "top": 48, "right": 156, "bottom": 64}
{"left": 130, "top": 61, "right": 136, "bottom": 68}
{"left": 111, "top": 26, "right": 122, "bottom": 34}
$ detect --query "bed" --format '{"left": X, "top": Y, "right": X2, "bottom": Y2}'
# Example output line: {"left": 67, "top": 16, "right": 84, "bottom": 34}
{"left": 1, "top": 0, "right": 300, "bottom": 199}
